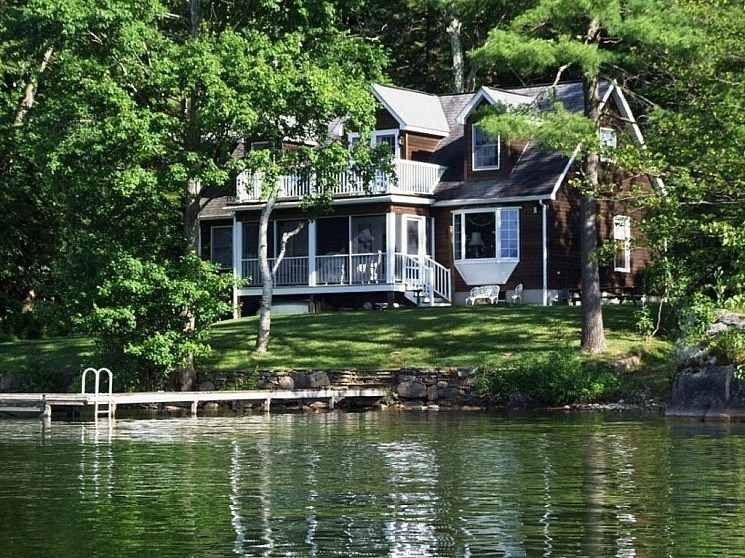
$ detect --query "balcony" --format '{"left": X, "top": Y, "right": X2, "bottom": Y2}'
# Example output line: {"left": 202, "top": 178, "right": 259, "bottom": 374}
{"left": 236, "top": 158, "right": 447, "bottom": 202}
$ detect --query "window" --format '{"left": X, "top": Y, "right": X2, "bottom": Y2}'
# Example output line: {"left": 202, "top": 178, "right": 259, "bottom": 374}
{"left": 613, "top": 215, "right": 631, "bottom": 272}
{"left": 472, "top": 124, "right": 500, "bottom": 170}
{"left": 348, "top": 129, "right": 399, "bottom": 158}
{"left": 453, "top": 214, "right": 462, "bottom": 260}
{"left": 250, "top": 141, "right": 273, "bottom": 152}
{"left": 452, "top": 208, "right": 519, "bottom": 261}
{"left": 599, "top": 127, "right": 617, "bottom": 161}
{"left": 210, "top": 226, "right": 233, "bottom": 269}
{"left": 500, "top": 210, "right": 519, "bottom": 258}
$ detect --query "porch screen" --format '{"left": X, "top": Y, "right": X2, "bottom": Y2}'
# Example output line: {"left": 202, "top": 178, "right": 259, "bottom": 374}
{"left": 241, "top": 222, "right": 272, "bottom": 259}
{"left": 352, "top": 216, "right": 386, "bottom": 254}
{"left": 275, "top": 220, "right": 308, "bottom": 257}
{"left": 210, "top": 226, "right": 233, "bottom": 269}
{"left": 316, "top": 217, "right": 349, "bottom": 255}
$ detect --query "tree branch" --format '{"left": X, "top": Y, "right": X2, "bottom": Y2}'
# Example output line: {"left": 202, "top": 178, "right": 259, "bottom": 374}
{"left": 271, "top": 221, "right": 306, "bottom": 275}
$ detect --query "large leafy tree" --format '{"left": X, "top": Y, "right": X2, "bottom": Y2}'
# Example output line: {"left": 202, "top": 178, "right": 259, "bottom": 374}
{"left": 636, "top": 0, "right": 745, "bottom": 305}
{"left": 470, "top": 0, "right": 691, "bottom": 352}
{"left": 3, "top": 0, "right": 383, "bottom": 387}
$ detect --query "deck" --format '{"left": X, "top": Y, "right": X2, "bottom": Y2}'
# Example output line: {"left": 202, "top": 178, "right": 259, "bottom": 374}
{"left": 0, "top": 387, "right": 388, "bottom": 419}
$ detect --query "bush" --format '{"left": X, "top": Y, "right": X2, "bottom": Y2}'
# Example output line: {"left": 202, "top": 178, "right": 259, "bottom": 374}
{"left": 476, "top": 347, "right": 619, "bottom": 406}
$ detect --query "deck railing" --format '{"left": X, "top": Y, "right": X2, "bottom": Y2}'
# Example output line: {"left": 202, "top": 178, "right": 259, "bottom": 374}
{"left": 239, "top": 251, "right": 451, "bottom": 303}
{"left": 241, "top": 253, "right": 387, "bottom": 287}
{"left": 236, "top": 158, "right": 447, "bottom": 201}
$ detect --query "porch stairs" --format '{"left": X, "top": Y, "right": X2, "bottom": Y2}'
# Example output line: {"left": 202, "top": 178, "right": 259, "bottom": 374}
{"left": 395, "top": 254, "right": 452, "bottom": 307}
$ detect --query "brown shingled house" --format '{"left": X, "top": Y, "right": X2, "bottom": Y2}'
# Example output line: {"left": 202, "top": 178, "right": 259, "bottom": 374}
{"left": 199, "top": 81, "right": 650, "bottom": 315}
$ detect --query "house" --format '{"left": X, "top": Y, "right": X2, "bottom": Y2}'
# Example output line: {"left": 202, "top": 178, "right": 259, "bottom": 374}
{"left": 198, "top": 81, "right": 650, "bottom": 315}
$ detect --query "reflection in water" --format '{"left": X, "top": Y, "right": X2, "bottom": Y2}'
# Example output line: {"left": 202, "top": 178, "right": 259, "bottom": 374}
{"left": 1, "top": 413, "right": 745, "bottom": 557}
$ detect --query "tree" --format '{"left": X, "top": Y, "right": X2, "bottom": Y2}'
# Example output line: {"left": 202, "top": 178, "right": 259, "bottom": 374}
{"left": 470, "top": 0, "right": 690, "bottom": 352}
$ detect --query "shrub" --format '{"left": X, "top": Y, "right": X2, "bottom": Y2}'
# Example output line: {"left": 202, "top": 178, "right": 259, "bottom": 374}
{"left": 477, "top": 347, "right": 619, "bottom": 406}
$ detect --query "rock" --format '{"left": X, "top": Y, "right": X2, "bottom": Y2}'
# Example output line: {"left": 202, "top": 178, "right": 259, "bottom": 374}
{"left": 397, "top": 373, "right": 416, "bottom": 383}
{"left": 610, "top": 355, "right": 642, "bottom": 372}
{"left": 277, "top": 375, "right": 295, "bottom": 390}
{"left": 204, "top": 402, "right": 220, "bottom": 412}
{"left": 436, "top": 380, "right": 449, "bottom": 389}
{"left": 440, "top": 386, "right": 467, "bottom": 405}
{"left": 397, "top": 381, "right": 427, "bottom": 399}
{"left": 668, "top": 364, "right": 745, "bottom": 420}
{"left": 707, "top": 322, "right": 730, "bottom": 335}
{"left": 292, "top": 372, "right": 310, "bottom": 389}
{"left": 308, "top": 371, "right": 330, "bottom": 388}
{"left": 400, "top": 399, "right": 426, "bottom": 409}
{"left": 198, "top": 381, "right": 215, "bottom": 392}
{"left": 716, "top": 310, "right": 745, "bottom": 328}
{"left": 458, "top": 368, "right": 477, "bottom": 378}
{"left": 309, "top": 401, "right": 328, "bottom": 410}
{"left": 427, "top": 404, "right": 440, "bottom": 411}
{"left": 427, "top": 385, "right": 439, "bottom": 401}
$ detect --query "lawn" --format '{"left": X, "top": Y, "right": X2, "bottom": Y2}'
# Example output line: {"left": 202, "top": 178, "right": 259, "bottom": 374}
{"left": 200, "top": 304, "right": 672, "bottom": 373}
{"left": 0, "top": 306, "right": 673, "bottom": 394}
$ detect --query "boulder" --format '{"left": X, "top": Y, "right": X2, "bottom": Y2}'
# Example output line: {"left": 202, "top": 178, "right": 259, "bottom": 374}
{"left": 397, "top": 381, "right": 427, "bottom": 399}
{"left": 204, "top": 402, "right": 220, "bottom": 412}
{"left": 436, "top": 380, "right": 449, "bottom": 389}
{"left": 308, "top": 371, "right": 331, "bottom": 388}
{"left": 427, "top": 385, "right": 439, "bottom": 401}
{"left": 668, "top": 364, "right": 745, "bottom": 420}
{"left": 277, "top": 375, "right": 295, "bottom": 390}
{"left": 198, "top": 381, "right": 215, "bottom": 392}
{"left": 292, "top": 371, "right": 310, "bottom": 389}
{"left": 715, "top": 310, "right": 745, "bottom": 329}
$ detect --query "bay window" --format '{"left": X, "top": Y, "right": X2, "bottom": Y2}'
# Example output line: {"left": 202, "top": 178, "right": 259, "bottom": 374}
{"left": 452, "top": 208, "right": 520, "bottom": 261}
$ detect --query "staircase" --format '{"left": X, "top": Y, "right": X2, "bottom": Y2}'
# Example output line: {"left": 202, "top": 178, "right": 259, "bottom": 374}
{"left": 394, "top": 253, "right": 451, "bottom": 306}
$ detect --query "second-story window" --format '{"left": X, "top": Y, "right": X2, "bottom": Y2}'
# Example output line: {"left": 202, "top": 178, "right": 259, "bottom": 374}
{"left": 472, "top": 124, "right": 500, "bottom": 171}
{"left": 348, "top": 129, "right": 400, "bottom": 158}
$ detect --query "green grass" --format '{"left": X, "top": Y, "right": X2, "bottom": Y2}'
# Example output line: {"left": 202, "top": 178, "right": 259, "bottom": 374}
{"left": 200, "top": 305, "right": 673, "bottom": 391}
{"left": 0, "top": 306, "right": 673, "bottom": 396}
{"left": 0, "top": 336, "right": 94, "bottom": 380}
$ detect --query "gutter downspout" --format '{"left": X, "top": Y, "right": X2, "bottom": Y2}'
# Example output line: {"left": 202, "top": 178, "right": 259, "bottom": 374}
{"left": 540, "top": 200, "right": 548, "bottom": 306}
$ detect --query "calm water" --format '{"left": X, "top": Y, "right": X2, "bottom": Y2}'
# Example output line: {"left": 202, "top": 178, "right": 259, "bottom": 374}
{"left": 1, "top": 411, "right": 744, "bottom": 557}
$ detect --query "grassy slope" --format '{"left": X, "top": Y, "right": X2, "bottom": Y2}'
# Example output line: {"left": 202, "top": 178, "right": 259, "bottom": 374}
{"left": 201, "top": 306, "right": 672, "bottom": 389}
{"left": 0, "top": 306, "right": 672, "bottom": 394}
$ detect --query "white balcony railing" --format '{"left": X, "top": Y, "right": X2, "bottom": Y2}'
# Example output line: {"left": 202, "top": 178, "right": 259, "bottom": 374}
{"left": 236, "top": 159, "right": 447, "bottom": 202}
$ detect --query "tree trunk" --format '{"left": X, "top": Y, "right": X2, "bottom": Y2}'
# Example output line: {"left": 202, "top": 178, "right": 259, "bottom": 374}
{"left": 445, "top": 15, "right": 464, "bottom": 93}
{"left": 14, "top": 46, "right": 54, "bottom": 128}
{"left": 253, "top": 195, "right": 277, "bottom": 354}
{"left": 175, "top": 0, "right": 202, "bottom": 390}
{"left": 580, "top": 41, "right": 607, "bottom": 354}
{"left": 254, "top": 195, "right": 306, "bottom": 354}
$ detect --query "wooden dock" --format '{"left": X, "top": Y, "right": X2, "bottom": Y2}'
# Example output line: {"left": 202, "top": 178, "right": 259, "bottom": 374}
{"left": 0, "top": 387, "right": 388, "bottom": 419}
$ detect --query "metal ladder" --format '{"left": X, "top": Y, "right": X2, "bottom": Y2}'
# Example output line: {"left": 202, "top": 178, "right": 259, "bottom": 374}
{"left": 81, "top": 367, "right": 114, "bottom": 419}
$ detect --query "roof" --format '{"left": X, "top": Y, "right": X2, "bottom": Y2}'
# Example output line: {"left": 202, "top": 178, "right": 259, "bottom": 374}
{"left": 372, "top": 84, "right": 450, "bottom": 137}
{"left": 433, "top": 140, "right": 570, "bottom": 204}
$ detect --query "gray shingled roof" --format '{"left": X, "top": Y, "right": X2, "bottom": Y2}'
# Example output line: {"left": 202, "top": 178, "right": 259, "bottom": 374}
{"left": 372, "top": 84, "right": 450, "bottom": 136}
{"left": 434, "top": 141, "right": 569, "bottom": 203}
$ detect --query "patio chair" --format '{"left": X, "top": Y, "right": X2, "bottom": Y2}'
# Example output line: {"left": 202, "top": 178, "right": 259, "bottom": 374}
{"left": 509, "top": 284, "right": 523, "bottom": 305}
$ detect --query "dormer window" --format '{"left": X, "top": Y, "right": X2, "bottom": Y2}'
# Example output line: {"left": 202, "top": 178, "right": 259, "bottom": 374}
{"left": 472, "top": 124, "right": 500, "bottom": 171}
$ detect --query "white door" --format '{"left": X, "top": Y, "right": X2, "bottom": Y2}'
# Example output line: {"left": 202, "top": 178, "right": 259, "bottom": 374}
{"left": 403, "top": 216, "right": 426, "bottom": 289}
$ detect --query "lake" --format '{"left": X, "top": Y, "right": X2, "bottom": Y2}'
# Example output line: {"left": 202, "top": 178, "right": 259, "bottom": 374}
{"left": 1, "top": 411, "right": 744, "bottom": 557}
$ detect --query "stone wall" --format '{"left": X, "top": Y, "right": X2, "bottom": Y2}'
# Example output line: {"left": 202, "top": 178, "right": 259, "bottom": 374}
{"left": 250, "top": 367, "right": 485, "bottom": 409}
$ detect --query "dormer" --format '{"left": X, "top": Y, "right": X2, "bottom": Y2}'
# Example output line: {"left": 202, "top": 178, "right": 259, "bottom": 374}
{"left": 364, "top": 84, "right": 450, "bottom": 162}
{"left": 456, "top": 86, "right": 534, "bottom": 180}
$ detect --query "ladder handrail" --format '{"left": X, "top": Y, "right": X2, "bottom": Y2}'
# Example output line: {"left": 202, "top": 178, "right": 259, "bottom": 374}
{"left": 81, "top": 367, "right": 114, "bottom": 418}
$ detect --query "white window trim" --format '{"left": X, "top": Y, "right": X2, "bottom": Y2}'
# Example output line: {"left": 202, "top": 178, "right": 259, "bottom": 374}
{"left": 452, "top": 207, "right": 520, "bottom": 263}
{"left": 347, "top": 129, "right": 400, "bottom": 159}
{"left": 471, "top": 124, "right": 500, "bottom": 171}
{"left": 210, "top": 225, "right": 234, "bottom": 269}
{"left": 613, "top": 215, "right": 631, "bottom": 273}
